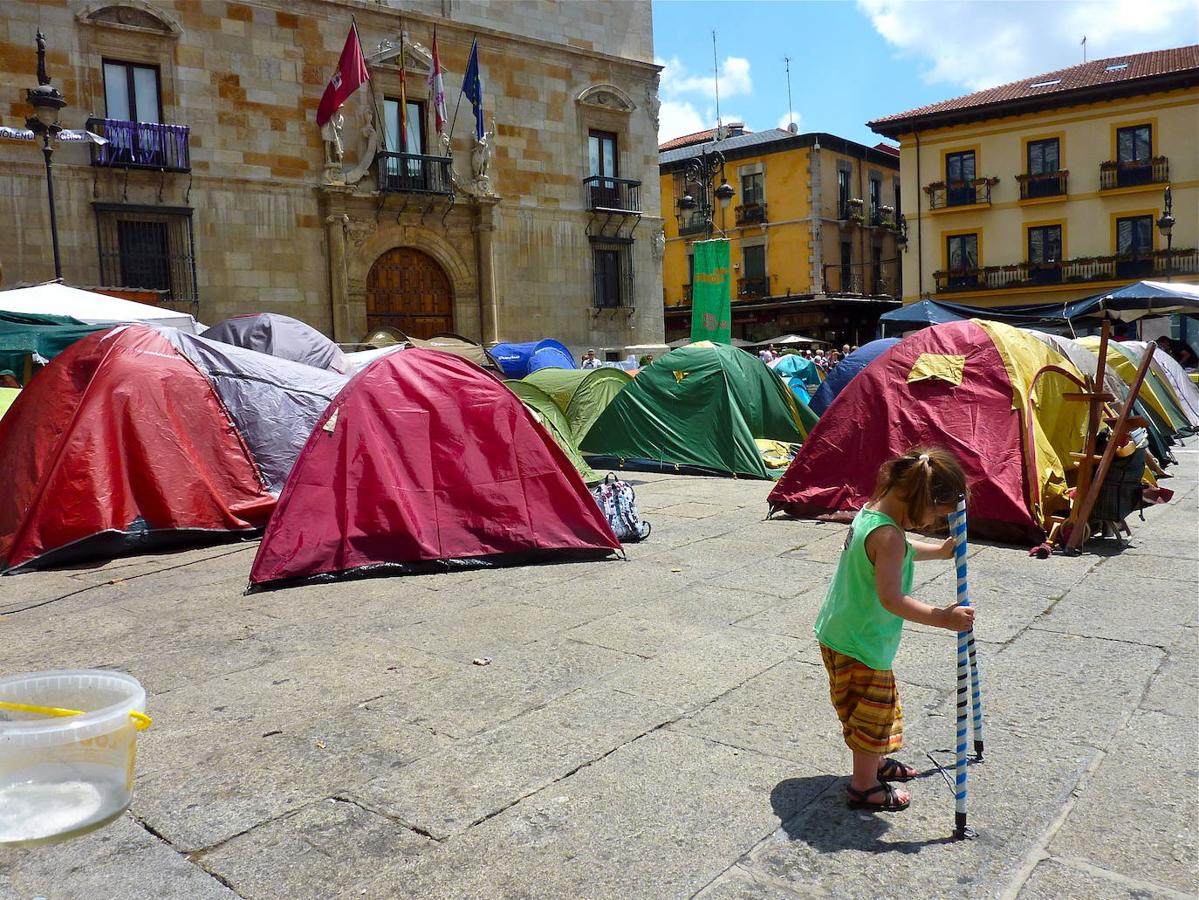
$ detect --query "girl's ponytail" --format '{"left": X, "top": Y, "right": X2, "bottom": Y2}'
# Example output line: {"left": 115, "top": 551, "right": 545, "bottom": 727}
{"left": 871, "top": 446, "right": 967, "bottom": 527}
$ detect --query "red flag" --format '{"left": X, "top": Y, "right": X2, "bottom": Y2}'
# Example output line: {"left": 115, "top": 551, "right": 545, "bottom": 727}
{"left": 316, "top": 25, "right": 369, "bottom": 127}
{"left": 428, "top": 28, "right": 447, "bottom": 136}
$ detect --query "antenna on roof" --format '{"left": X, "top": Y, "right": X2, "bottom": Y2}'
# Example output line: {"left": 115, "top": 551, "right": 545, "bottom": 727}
{"left": 784, "top": 56, "right": 796, "bottom": 133}
{"left": 713, "top": 30, "right": 723, "bottom": 140}
{"left": 1081, "top": 34, "right": 1087, "bottom": 62}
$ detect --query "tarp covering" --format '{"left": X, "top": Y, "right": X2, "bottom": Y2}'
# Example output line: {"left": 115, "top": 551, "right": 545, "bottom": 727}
{"left": 770, "top": 353, "right": 823, "bottom": 397}
{"left": 161, "top": 330, "right": 348, "bottom": 491}
{"left": 489, "top": 339, "right": 576, "bottom": 378}
{"left": 506, "top": 380, "right": 600, "bottom": 484}
{"left": 1122, "top": 341, "right": 1199, "bottom": 429}
{"left": 580, "top": 342, "right": 817, "bottom": 479}
{"left": 521, "top": 367, "right": 632, "bottom": 441}
{"left": 343, "top": 344, "right": 405, "bottom": 373}
{"left": 809, "top": 338, "right": 899, "bottom": 415}
{"left": 203, "top": 313, "right": 349, "bottom": 373}
{"left": 0, "top": 312, "right": 106, "bottom": 365}
{"left": 1070, "top": 280, "right": 1199, "bottom": 322}
{"left": 768, "top": 320, "right": 1089, "bottom": 543}
{"left": 0, "top": 327, "right": 275, "bottom": 572}
{"left": 0, "top": 283, "right": 199, "bottom": 332}
{"left": 878, "top": 299, "right": 968, "bottom": 333}
{"left": 249, "top": 349, "right": 621, "bottom": 587}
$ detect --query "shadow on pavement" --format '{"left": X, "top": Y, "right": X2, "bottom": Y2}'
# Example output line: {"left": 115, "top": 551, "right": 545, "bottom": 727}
{"left": 771, "top": 777, "right": 958, "bottom": 854}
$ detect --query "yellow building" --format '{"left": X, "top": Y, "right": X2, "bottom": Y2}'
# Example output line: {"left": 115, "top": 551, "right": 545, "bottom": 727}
{"left": 869, "top": 46, "right": 1199, "bottom": 315}
{"left": 659, "top": 126, "right": 902, "bottom": 345}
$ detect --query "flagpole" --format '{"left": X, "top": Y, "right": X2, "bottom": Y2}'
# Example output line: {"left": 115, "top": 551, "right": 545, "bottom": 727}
{"left": 352, "top": 18, "right": 385, "bottom": 147}
{"left": 449, "top": 36, "right": 477, "bottom": 141}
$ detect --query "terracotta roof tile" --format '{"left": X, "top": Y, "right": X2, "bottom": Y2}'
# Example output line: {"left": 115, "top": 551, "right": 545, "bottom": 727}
{"left": 659, "top": 127, "right": 722, "bottom": 151}
{"left": 869, "top": 45, "right": 1199, "bottom": 131}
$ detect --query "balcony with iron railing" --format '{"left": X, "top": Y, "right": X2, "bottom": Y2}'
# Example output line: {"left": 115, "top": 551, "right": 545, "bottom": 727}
{"left": 932, "top": 247, "right": 1198, "bottom": 293}
{"left": 1100, "top": 156, "right": 1168, "bottom": 190}
{"left": 583, "top": 176, "right": 642, "bottom": 213}
{"left": 376, "top": 152, "right": 454, "bottom": 195}
{"left": 737, "top": 275, "right": 770, "bottom": 298}
{"left": 86, "top": 118, "right": 190, "bottom": 172}
{"left": 822, "top": 260, "right": 900, "bottom": 297}
{"left": 678, "top": 209, "right": 709, "bottom": 237}
{"left": 1016, "top": 170, "right": 1069, "bottom": 199}
{"left": 925, "top": 177, "right": 999, "bottom": 209}
{"left": 735, "top": 202, "right": 767, "bottom": 226}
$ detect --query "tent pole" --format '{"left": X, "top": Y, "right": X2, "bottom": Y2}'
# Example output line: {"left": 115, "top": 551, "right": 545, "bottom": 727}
{"left": 1066, "top": 318, "right": 1110, "bottom": 543}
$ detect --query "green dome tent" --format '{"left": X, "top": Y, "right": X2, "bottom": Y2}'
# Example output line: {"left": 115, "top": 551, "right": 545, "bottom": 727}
{"left": 580, "top": 342, "right": 817, "bottom": 479}
{"left": 522, "top": 367, "right": 632, "bottom": 441}
{"left": 506, "top": 380, "right": 600, "bottom": 484}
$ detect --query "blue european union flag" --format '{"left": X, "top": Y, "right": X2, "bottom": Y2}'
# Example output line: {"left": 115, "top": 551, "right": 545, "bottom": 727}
{"left": 463, "top": 39, "right": 484, "bottom": 140}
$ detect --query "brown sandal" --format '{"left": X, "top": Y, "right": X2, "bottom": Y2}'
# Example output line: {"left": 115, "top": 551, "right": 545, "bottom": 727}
{"left": 847, "top": 782, "right": 909, "bottom": 812}
{"left": 878, "top": 757, "right": 919, "bottom": 782}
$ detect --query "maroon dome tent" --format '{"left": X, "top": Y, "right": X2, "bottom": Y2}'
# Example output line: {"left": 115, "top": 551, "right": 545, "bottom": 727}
{"left": 249, "top": 349, "right": 622, "bottom": 588}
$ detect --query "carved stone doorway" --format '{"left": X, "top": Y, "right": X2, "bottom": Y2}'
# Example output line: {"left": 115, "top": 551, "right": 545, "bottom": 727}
{"left": 365, "top": 247, "right": 454, "bottom": 339}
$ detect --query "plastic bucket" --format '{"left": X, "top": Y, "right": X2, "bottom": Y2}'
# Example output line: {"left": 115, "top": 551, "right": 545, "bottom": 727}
{"left": 0, "top": 669, "right": 148, "bottom": 847}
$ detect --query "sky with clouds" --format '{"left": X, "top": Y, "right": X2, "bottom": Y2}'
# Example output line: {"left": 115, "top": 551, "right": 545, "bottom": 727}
{"left": 653, "top": 0, "right": 1197, "bottom": 147}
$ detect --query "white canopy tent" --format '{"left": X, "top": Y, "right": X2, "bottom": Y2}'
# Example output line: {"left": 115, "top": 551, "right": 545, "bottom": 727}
{"left": 0, "top": 283, "right": 200, "bottom": 333}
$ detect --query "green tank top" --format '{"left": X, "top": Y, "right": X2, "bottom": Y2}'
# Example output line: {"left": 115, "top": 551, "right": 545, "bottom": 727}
{"left": 814, "top": 506, "right": 914, "bottom": 671}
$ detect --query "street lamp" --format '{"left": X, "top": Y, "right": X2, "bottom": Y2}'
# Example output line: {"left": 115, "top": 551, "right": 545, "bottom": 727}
{"left": 676, "top": 144, "right": 734, "bottom": 236}
{"left": 1156, "top": 186, "right": 1175, "bottom": 273}
{"left": 26, "top": 29, "right": 67, "bottom": 281}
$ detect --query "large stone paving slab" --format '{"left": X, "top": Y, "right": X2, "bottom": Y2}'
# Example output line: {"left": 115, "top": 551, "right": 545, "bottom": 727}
{"left": 1016, "top": 856, "right": 1184, "bottom": 900}
{"left": 350, "top": 687, "right": 679, "bottom": 839}
{"left": 359, "top": 729, "right": 835, "bottom": 899}
{"left": 197, "top": 798, "right": 436, "bottom": 899}
{"left": 1048, "top": 708, "right": 1199, "bottom": 894}
{"left": 734, "top": 726, "right": 1098, "bottom": 899}
{"left": 0, "top": 816, "right": 235, "bottom": 899}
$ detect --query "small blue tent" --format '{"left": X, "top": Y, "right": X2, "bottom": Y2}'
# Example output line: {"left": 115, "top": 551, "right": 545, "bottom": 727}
{"left": 771, "top": 354, "right": 822, "bottom": 399}
{"left": 490, "top": 339, "right": 576, "bottom": 378}
{"left": 809, "top": 338, "right": 900, "bottom": 416}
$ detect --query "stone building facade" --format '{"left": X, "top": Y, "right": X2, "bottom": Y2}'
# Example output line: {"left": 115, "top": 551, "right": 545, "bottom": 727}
{"left": 0, "top": 0, "right": 664, "bottom": 355}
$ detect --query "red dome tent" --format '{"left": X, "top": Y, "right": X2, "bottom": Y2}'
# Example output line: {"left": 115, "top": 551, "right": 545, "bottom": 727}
{"left": 1, "top": 327, "right": 276, "bottom": 572}
{"left": 767, "top": 320, "right": 1088, "bottom": 544}
{"left": 249, "top": 349, "right": 621, "bottom": 588}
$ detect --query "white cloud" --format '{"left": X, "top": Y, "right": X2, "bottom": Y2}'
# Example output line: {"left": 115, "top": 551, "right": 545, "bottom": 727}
{"left": 659, "top": 100, "right": 707, "bottom": 143}
{"left": 777, "top": 111, "right": 802, "bottom": 131}
{"left": 858, "top": 0, "right": 1196, "bottom": 91}
{"left": 656, "top": 54, "right": 754, "bottom": 101}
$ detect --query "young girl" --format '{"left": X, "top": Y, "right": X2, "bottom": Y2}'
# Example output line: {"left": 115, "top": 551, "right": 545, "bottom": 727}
{"left": 815, "top": 446, "right": 973, "bottom": 812}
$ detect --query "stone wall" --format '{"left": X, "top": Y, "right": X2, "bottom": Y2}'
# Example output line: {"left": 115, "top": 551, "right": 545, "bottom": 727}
{"left": 0, "top": 0, "right": 663, "bottom": 353}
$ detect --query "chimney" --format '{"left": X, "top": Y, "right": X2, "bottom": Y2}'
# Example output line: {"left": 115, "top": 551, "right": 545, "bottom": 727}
{"left": 726, "top": 121, "right": 745, "bottom": 137}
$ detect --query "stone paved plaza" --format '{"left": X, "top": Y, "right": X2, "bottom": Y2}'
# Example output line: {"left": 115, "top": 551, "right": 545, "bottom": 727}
{"left": 1, "top": 455, "right": 1196, "bottom": 899}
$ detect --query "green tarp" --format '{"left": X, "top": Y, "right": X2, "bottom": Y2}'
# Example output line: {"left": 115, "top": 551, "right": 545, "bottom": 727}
{"left": 506, "top": 381, "right": 600, "bottom": 484}
{"left": 580, "top": 341, "right": 818, "bottom": 479}
{"left": 0, "top": 312, "right": 105, "bottom": 376}
{"left": 690, "top": 239, "right": 731, "bottom": 343}
{"left": 522, "top": 367, "right": 632, "bottom": 442}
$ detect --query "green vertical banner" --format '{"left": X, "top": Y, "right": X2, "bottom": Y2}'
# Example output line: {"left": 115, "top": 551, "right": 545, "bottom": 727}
{"left": 690, "top": 239, "right": 732, "bottom": 343}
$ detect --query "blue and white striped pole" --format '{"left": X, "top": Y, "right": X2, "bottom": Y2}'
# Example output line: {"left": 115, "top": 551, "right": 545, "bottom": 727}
{"left": 949, "top": 496, "right": 983, "bottom": 840}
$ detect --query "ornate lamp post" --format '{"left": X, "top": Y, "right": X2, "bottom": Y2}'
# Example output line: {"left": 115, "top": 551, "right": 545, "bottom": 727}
{"left": 26, "top": 30, "right": 68, "bottom": 280}
{"left": 676, "top": 144, "right": 735, "bottom": 236}
{"left": 1156, "top": 186, "right": 1175, "bottom": 274}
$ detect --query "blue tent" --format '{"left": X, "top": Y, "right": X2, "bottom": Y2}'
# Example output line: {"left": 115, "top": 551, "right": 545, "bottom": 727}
{"left": 771, "top": 353, "right": 822, "bottom": 399}
{"left": 809, "top": 338, "right": 899, "bottom": 415}
{"left": 490, "top": 339, "right": 576, "bottom": 377}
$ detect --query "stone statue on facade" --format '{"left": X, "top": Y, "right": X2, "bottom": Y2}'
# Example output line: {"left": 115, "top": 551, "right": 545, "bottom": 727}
{"left": 343, "top": 105, "right": 379, "bottom": 185}
{"left": 321, "top": 112, "right": 345, "bottom": 183}
{"left": 652, "top": 226, "right": 666, "bottom": 260}
{"left": 469, "top": 125, "right": 496, "bottom": 196}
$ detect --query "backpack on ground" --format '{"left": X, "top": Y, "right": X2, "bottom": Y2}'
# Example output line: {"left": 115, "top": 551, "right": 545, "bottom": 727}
{"left": 591, "top": 473, "right": 651, "bottom": 543}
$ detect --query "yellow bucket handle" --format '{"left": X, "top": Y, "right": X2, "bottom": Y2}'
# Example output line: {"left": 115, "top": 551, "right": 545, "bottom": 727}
{"left": 0, "top": 700, "right": 152, "bottom": 731}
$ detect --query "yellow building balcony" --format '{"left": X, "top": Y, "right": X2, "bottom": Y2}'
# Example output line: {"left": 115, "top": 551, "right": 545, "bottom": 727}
{"left": 925, "top": 177, "right": 1000, "bottom": 210}
{"left": 932, "top": 247, "right": 1197, "bottom": 293}
{"left": 737, "top": 276, "right": 770, "bottom": 298}
{"left": 735, "top": 203, "right": 767, "bottom": 226}
{"left": 1099, "top": 157, "right": 1168, "bottom": 191}
{"left": 1016, "top": 170, "right": 1069, "bottom": 200}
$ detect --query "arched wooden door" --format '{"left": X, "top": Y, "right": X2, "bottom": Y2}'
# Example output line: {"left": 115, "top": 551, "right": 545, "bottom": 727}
{"left": 365, "top": 247, "right": 453, "bottom": 339}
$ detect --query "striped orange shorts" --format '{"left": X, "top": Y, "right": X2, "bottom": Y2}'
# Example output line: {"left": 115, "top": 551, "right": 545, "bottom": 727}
{"left": 820, "top": 644, "right": 903, "bottom": 755}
